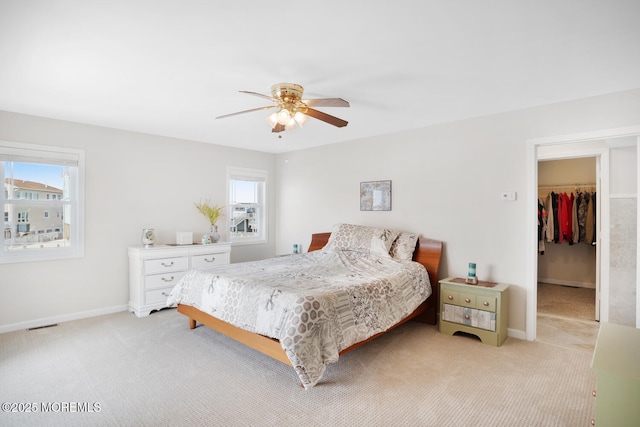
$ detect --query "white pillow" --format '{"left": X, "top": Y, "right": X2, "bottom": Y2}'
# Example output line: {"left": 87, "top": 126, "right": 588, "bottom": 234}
{"left": 390, "top": 232, "right": 419, "bottom": 261}
{"left": 325, "top": 223, "right": 399, "bottom": 258}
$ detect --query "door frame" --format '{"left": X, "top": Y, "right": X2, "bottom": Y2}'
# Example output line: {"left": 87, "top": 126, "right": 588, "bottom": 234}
{"left": 526, "top": 125, "right": 640, "bottom": 341}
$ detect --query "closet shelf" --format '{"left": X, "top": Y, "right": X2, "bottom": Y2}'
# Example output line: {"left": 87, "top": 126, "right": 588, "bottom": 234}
{"left": 538, "top": 182, "right": 596, "bottom": 191}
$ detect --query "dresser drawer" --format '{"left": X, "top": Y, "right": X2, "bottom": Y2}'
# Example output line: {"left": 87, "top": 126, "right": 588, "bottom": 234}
{"left": 192, "top": 252, "right": 229, "bottom": 268}
{"left": 145, "top": 287, "right": 173, "bottom": 305}
{"left": 144, "top": 257, "right": 188, "bottom": 274}
{"left": 129, "top": 243, "right": 231, "bottom": 317}
{"left": 145, "top": 271, "right": 187, "bottom": 290}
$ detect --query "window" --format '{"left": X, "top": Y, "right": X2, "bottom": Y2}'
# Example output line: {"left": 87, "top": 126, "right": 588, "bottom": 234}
{"left": 227, "top": 166, "right": 267, "bottom": 244}
{"left": 1, "top": 141, "right": 84, "bottom": 263}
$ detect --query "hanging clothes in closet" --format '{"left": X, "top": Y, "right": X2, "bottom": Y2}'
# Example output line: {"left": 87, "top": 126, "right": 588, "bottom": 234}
{"left": 537, "top": 187, "right": 596, "bottom": 254}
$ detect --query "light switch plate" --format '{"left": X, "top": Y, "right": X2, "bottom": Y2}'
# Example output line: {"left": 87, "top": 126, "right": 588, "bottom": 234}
{"left": 501, "top": 191, "right": 517, "bottom": 201}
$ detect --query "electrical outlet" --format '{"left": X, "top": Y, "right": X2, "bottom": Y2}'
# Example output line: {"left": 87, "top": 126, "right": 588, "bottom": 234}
{"left": 501, "top": 191, "right": 517, "bottom": 201}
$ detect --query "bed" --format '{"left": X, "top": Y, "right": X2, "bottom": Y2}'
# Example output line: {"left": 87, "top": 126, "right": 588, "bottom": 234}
{"left": 168, "top": 224, "right": 442, "bottom": 388}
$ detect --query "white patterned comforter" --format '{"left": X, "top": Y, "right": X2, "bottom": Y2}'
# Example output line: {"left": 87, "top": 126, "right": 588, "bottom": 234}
{"left": 166, "top": 248, "right": 431, "bottom": 388}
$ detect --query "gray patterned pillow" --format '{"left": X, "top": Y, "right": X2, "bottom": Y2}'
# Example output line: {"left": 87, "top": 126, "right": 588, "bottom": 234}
{"left": 325, "top": 223, "right": 399, "bottom": 257}
{"left": 390, "top": 232, "right": 419, "bottom": 260}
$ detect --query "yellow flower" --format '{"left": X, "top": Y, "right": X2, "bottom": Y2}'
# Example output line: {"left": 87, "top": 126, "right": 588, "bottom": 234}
{"left": 194, "top": 200, "right": 224, "bottom": 226}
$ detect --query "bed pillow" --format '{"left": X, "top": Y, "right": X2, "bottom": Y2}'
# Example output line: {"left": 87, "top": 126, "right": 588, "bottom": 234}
{"left": 390, "top": 232, "right": 419, "bottom": 261}
{"left": 325, "top": 223, "right": 399, "bottom": 257}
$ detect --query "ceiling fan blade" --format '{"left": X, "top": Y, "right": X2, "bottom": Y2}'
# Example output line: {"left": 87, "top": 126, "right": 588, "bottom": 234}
{"left": 303, "top": 98, "right": 350, "bottom": 108}
{"left": 239, "top": 90, "right": 276, "bottom": 102}
{"left": 216, "top": 105, "right": 275, "bottom": 119}
{"left": 304, "top": 108, "right": 348, "bottom": 128}
{"left": 272, "top": 123, "right": 286, "bottom": 133}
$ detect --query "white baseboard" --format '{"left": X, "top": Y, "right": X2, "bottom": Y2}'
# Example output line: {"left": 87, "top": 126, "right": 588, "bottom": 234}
{"left": 537, "top": 278, "right": 596, "bottom": 289}
{"left": 0, "top": 304, "right": 129, "bottom": 334}
{"left": 508, "top": 328, "right": 527, "bottom": 341}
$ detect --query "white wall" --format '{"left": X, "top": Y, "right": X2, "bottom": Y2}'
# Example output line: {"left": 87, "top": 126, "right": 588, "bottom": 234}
{"left": 2, "top": 88, "right": 639, "bottom": 335}
{"left": 609, "top": 144, "right": 637, "bottom": 326}
{"left": 0, "top": 111, "right": 276, "bottom": 331}
{"left": 275, "top": 88, "right": 640, "bottom": 335}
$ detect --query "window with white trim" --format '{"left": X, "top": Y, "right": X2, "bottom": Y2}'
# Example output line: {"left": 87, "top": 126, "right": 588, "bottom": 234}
{"left": 1, "top": 141, "right": 84, "bottom": 263}
{"left": 227, "top": 167, "right": 267, "bottom": 244}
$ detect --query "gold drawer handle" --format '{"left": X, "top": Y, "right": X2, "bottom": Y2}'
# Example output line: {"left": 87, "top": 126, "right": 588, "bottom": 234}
{"left": 592, "top": 390, "right": 596, "bottom": 398}
{"left": 161, "top": 261, "right": 174, "bottom": 267}
{"left": 161, "top": 276, "right": 174, "bottom": 282}
{"left": 465, "top": 298, "right": 471, "bottom": 303}
{"left": 483, "top": 301, "right": 489, "bottom": 306}
{"left": 204, "top": 257, "right": 216, "bottom": 262}
{"left": 464, "top": 314, "right": 470, "bottom": 320}
{"left": 447, "top": 295, "right": 454, "bottom": 300}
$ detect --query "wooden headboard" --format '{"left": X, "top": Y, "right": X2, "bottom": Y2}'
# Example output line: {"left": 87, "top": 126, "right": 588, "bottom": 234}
{"left": 308, "top": 232, "right": 443, "bottom": 324}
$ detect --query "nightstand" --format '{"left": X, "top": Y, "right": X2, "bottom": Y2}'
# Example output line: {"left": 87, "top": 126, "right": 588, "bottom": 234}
{"left": 128, "top": 243, "right": 231, "bottom": 317}
{"left": 439, "top": 277, "right": 509, "bottom": 346}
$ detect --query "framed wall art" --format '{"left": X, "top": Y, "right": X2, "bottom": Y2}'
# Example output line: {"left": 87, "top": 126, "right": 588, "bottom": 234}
{"left": 360, "top": 180, "right": 392, "bottom": 211}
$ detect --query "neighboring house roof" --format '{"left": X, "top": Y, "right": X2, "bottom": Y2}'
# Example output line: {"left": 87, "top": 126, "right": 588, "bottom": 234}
{"left": 4, "top": 178, "right": 62, "bottom": 193}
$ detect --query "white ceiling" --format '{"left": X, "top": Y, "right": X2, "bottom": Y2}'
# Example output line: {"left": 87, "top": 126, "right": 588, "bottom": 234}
{"left": 1, "top": 0, "right": 640, "bottom": 154}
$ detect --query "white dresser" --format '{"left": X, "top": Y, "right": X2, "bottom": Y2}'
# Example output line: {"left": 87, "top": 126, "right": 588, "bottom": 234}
{"left": 128, "top": 243, "right": 231, "bottom": 317}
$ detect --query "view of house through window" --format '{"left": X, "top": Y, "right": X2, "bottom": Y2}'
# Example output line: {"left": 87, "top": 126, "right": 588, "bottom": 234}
{"left": 227, "top": 167, "right": 266, "bottom": 243}
{"left": 1, "top": 141, "right": 84, "bottom": 263}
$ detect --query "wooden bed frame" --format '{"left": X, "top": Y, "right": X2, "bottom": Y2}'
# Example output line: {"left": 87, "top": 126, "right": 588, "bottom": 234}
{"left": 177, "top": 232, "right": 442, "bottom": 368}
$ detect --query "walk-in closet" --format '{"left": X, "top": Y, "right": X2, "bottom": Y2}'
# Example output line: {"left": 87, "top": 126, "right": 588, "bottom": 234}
{"left": 537, "top": 157, "right": 599, "bottom": 349}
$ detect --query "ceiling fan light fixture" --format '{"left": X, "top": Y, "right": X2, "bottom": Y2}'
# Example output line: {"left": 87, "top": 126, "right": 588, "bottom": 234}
{"left": 220, "top": 82, "right": 349, "bottom": 133}
{"left": 293, "top": 111, "right": 307, "bottom": 127}
{"left": 267, "top": 112, "right": 278, "bottom": 127}
{"left": 276, "top": 109, "right": 292, "bottom": 125}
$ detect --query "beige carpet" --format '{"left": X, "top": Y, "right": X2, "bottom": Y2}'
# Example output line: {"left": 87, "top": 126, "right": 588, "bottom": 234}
{"left": 536, "top": 283, "right": 600, "bottom": 353}
{"left": 537, "top": 283, "right": 596, "bottom": 320}
{"left": 1, "top": 309, "right": 596, "bottom": 426}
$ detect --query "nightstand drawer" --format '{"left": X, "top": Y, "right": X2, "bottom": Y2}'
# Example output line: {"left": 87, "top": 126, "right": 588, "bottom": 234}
{"left": 144, "top": 257, "right": 188, "bottom": 274}
{"left": 442, "top": 289, "right": 460, "bottom": 304}
{"left": 459, "top": 292, "right": 477, "bottom": 308}
{"left": 476, "top": 296, "right": 496, "bottom": 312}
{"left": 145, "top": 271, "right": 187, "bottom": 290}
{"left": 192, "top": 252, "right": 229, "bottom": 268}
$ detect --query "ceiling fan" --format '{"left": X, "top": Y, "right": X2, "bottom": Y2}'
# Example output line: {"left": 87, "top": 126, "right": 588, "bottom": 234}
{"left": 216, "top": 83, "right": 350, "bottom": 133}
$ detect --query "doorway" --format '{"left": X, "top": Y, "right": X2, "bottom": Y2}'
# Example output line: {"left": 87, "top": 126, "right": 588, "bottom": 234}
{"left": 526, "top": 125, "right": 640, "bottom": 341}
{"left": 536, "top": 157, "right": 600, "bottom": 349}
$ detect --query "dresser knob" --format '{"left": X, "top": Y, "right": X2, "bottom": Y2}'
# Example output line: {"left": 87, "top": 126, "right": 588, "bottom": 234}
{"left": 590, "top": 418, "right": 595, "bottom": 425}
{"left": 592, "top": 390, "right": 596, "bottom": 398}
{"left": 161, "top": 276, "right": 174, "bottom": 282}
{"left": 161, "top": 261, "right": 174, "bottom": 267}
{"left": 465, "top": 298, "right": 471, "bottom": 303}
{"left": 162, "top": 292, "right": 170, "bottom": 297}
{"left": 464, "top": 314, "right": 470, "bottom": 319}
{"left": 483, "top": 301, "right": 489, "bottom": 306}
{"left": 205, "top": 257, "right": 216, "bottom": 262}
{"left": 447, "top": 295, "right": 454, "bottom": 300}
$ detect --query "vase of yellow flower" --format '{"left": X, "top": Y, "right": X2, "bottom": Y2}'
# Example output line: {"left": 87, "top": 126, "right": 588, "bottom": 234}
{"left": 195, "top": 200, "right": 224, "bottom": 244}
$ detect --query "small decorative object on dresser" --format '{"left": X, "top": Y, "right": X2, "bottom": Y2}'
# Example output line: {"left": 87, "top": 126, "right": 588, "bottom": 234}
{"left": 175, "top": 232, "right": 193, "bottom": 245}
{"left": 194, "top": 199, "right": 224, "bottom": 244}
{"left": 128, "top": 242, "right": 231, "bottom": 317}
{"left": 141, "top": 228, "right": 156, "bottom": 247}
{"left": 439, "top": 277, "right": 509, "bottom": 346}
